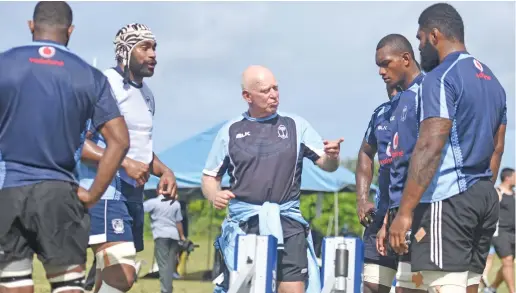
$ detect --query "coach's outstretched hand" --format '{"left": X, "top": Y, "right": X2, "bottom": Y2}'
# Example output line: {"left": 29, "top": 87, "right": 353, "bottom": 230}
{"left": 388, "top": 212, "right": 412, "bottom": 255}
{"left": 323, "top": 138, "right": 344, "bottom": 159}
{"left": 158, "top": 170, "right": 178, "bottom": 200}
{"left": 212, "top": 190, "right": 235, "bottom": 209}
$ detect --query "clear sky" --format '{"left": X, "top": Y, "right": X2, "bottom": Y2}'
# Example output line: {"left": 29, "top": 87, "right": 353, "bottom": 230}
{"left": 1, "top": 1, "right": 514, "bottom": 174}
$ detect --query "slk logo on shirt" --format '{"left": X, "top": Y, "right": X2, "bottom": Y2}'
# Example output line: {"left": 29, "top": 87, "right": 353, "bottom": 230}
{"left": 277, "top": 125, "right": 288, "bottom": 139}
{"left": 38, "top": 46, "right": 56, "bottom": 59}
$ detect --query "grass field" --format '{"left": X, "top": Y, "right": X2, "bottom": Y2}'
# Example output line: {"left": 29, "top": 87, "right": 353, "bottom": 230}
{"left": 33, "top": 236, "right": 215, "bottom": 293}
{"left": 31, "top": 236, "right": 511, "bottom": 293}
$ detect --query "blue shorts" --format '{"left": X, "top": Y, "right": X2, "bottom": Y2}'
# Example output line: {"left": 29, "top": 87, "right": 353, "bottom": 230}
{"left": 89, "top": 199, "right": 133, "bottom": 245}
{"left": 122, "top": 181, "right": 145, "bottom": 252}
{"left": 125, "top": 201, "right": 144, "bottom": 252}
{"left": 363, "top": 209, "right": 397, "bottom": 270}
{"left": 489, "top": 245, "right": 496, "bottom": 255}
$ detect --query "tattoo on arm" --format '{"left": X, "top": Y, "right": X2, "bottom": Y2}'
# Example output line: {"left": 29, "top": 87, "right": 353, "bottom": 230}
{"left": 408, "top": 118, "right": 452, "bottom": 190}
{"left": 356, "top": 140, "right": 377, "bottom": 203}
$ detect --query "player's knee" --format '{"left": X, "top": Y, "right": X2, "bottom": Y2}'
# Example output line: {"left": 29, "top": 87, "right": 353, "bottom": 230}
{"left": 501, "top": 255, "right": 514, "bottom": 267}
{"left": 44, "top": 264, "right": 85, "bottom": 293}
{"left": 363, "top": 263, "right": 396, "bottom": 288}
{"left": 95, "top": 242, "right": 136, "bottom": 292}
{"left": 420, "top": 270, "right": 468, "bottom": 293}
{"left": 0, "top": 259, "right": 34, "bottom": 289}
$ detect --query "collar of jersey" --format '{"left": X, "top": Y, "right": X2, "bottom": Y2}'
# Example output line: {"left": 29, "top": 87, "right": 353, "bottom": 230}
{"left": 407, "top": 72, "right": 425, "bottom": 89}
{"left": 242, "top": 111, "right": 278, "bottom": 122}
{"left": 442, "top": 50, "right": 470, "bottom": 63}
{"left": 112, "top": 66, "right": 144, "bottom": 89}
{"left": 31, "top": 40, "right": 70, "bottom": 52}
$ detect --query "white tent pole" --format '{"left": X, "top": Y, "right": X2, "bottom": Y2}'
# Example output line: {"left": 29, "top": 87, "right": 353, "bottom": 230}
{"left": 334, "top": 191, "right": 338, "bottom": 236}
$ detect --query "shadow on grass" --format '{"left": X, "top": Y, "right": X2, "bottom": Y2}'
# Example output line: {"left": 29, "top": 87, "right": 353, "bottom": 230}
{"left": 141, "top": 270, "right": 214, "bottom": 282}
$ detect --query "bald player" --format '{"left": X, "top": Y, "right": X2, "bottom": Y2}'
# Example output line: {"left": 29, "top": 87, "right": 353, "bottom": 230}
{"left": 202, "top": 65, "right": 343, "bottom": 293}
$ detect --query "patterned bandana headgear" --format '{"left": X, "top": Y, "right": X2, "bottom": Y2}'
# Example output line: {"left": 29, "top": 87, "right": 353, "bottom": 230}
{"left": 114, "top": 23, "right": 156, "bottom": 83}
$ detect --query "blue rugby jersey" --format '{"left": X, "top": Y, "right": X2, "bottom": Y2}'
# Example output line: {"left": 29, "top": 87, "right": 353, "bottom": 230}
{"left": 388, "top": 73, "right": 425, "bottom": 207}
{"left": 363, "top": 100, "right": 396, "bottom": 213}
{"left": 418, "top": 52, "right": 507, "bottom": 202}
{"left": 0, "top": 40, "right": 121, "bottom": 188}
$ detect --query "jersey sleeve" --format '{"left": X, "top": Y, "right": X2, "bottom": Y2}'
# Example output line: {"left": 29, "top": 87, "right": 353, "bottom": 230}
{"left": 419, "top": 74, "right": 457, "bottom": 122}
{"left": 299, "top": 117, "right": 325, "bottom": 163}
{"left": 203, "top": 126, "right": 230, "bottom": 177}
{"left": 91, "top": 74, "right": 122, "bottom": 130}
{"left": 363, "top": 113, "right": 377, "bottom": 147}
{"left": 501, "top": 101, "right": 507, "bottom": 125}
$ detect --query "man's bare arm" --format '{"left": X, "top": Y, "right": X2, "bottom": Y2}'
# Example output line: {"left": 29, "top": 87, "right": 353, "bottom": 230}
{"left": 176, "top": 221, "right": 186, "bottom": 241}
{"left": 81, "top": 136, "right": 131, "bottom": 169}
{"left": 88, "top": 117, "right": 130, "bottom": 200}
{"left": 356, "top": 139, "right": 377, "bottom": 205}
{"left": 315, "top": 154, "right": 340, "bottom": 172}
{"left": 490, "top": 124, "right": 506, "bottom": 184}
{"left": 201, "top": 175, "right": 222, "bottom": 203}
{"left": 398, "top": 118, "right": 452, "bottom": 215}
{"left": 150, "top": 153, "right": 172, "bottom": 177}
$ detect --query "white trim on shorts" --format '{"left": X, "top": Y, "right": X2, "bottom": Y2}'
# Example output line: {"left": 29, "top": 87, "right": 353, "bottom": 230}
{"left": 430, "top": 201, "right": 443, "bottom": 269}
{"left": 89, "top": 200, "right": 108, "bottom": 245}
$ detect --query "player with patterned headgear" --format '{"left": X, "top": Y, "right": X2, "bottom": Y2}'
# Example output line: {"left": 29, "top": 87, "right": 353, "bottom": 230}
{"left": 76, "top": 23, "right": 178, "bottom": 293}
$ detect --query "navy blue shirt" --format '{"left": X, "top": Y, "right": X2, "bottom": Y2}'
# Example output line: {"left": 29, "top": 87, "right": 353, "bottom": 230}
{"left": 363, "top": 100, "right": 395, "bottom": 214}
{"left": 419, "top": 52, "right": 507, "bottom": 202}
{"left": 0, "top": 41, "right": 121, "bottom": 188}
{"left": 389, "top": 73, "right": 425, "bottom": 207}
{"left": 203, "top": 111, "right": 325, "bottom": 238}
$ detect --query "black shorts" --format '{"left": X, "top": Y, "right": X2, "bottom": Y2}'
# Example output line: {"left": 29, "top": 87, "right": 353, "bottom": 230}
{"left": 363, "top": 210, "right": 397, "bottom": 270}
{"left": 410, "top": 179, "right": 499, "bottom": 274}
{"left": 492, "top": 230, "right": 515, "bottom": 258}
{"left": 0, "top": 181, "right": 90, "bottom": 266}
{"left": 244, "top": 217, "right": 308, "bottom": 282}
{"left": 385, "top": 204, "right": 428, "bottom": 263}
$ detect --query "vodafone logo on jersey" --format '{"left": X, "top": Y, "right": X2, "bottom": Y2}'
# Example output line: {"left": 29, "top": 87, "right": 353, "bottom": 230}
{"left": 29, "top": 46, "right": 64, "bottom": 67}
{"left": 391, "top": 132, "right": 404, "bottom": 159}
{"left": 473, "top": 59, "right": 491, "bottom": 80}
{"left": 39, "top": 46, "right": 56, "bottom": 58}
{"left": 473, "top": 59, "right": 483, "bottom": 72}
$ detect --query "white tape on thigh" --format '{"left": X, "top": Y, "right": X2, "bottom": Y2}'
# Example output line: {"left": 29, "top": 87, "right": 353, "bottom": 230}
{"left": 95, "top": 242, "right": 136, "bottom": 271}
{"left": 466, "top": 271, "right": 481, "bottom": 286}
{"left": 363, "top": 263, "right": 396, "bottom": 287}
{"left": 395, "top": 262, "right": 428, "bottom": 290}
{"left": 44, "top": 264, "right": 86, "bottom": 293}
{"left": 420, "top": 270, "right": 468, "bottom": 288}
{"left": 0, "top": 259, "right": 34, "bottom": 288}
{"left": 45, "top": 265, "right": 85, "bottom": 283}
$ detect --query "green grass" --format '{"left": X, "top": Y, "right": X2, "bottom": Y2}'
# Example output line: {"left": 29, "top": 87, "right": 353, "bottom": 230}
{"left": 32, "top": 236, "right": 215, "bottom": 293}
{"left": 484, "top": 256, "right": 511, "bottom": 293}
{"left": 30, "top": 236, "right": 512, "bottom": 293}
